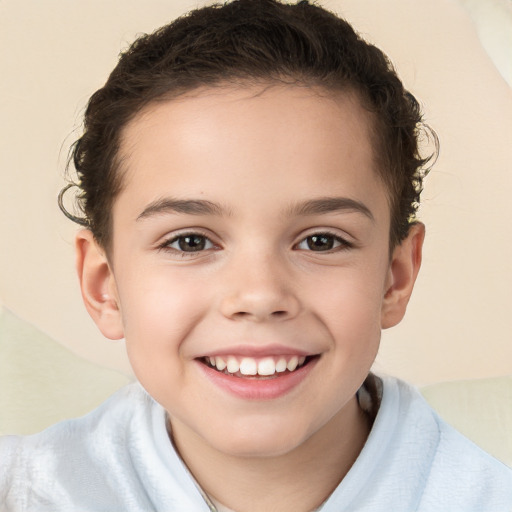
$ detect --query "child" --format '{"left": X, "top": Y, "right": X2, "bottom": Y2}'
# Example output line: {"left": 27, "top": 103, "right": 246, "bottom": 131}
{"left": 1, "top": 0, "right": 511, "bottom": 510}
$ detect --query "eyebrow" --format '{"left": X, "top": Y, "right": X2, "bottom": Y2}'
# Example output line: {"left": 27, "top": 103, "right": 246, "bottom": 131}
{"left": 287, "top": 197, "right": 374, "bottom": 221}
{"left": 136, "top": 196, "right": 374, "bottom": 222}
{"left": 137, "top": 198, "right": 227, "bottom": 220}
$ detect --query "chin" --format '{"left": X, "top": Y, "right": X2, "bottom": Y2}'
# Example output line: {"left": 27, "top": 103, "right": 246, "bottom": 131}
{"left": 208, "top": 419, "right": 316, "bottom": 459}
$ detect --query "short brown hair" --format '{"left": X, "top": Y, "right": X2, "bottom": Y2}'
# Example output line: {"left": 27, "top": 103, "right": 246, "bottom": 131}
{"left": 60, "top": 0, "right": 437, "bottom": 251}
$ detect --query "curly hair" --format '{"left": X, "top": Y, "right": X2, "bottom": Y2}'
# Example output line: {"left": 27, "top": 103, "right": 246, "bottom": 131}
{"left": 60, "top": 0, "right": 437, "bottom": 251}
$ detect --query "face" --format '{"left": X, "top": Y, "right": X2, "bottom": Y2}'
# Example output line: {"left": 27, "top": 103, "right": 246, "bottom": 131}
{"left": 79, "top": 85, "right": 422, "bottom": 459}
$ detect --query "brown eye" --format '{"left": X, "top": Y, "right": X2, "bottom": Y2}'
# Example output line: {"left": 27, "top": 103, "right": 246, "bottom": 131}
{"left": 297, "top": 233, "right": 350, "bottom": 252}
{"left": 307, "top": 234, "right": 335, "bottom": 251}
{"left": 167, "top": 234, "right": 213, "bottom": 252}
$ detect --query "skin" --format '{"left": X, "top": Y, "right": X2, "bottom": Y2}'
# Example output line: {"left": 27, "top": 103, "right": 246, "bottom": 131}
{"left": 76, "top": 84, "right": 424, "bottom": 512}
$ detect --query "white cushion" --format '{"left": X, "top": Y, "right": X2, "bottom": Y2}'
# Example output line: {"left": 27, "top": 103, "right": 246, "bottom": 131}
{"left": 0, "top": 306, "right": 132, "bottom": 435}
{"left": 421, "top": 376, "right": 512, "bottom": 467}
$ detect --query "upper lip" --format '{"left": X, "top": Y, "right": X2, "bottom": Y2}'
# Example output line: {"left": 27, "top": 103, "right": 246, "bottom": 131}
{"left": 196, "top": 344, "right": 316, "bottom": 358}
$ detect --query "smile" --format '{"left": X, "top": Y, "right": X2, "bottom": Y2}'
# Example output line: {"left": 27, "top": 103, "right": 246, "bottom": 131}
{"left": 201, "top": 355, "right": 314, "bottom": 378}
{"left": 196, "top": 352, "right": 320, "bottom": 400}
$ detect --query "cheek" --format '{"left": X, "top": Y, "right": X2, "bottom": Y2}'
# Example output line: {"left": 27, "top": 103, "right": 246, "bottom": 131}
{"left": 303, "top": 266, "right": 385, "bottom": 359}
{"left": 305, "top": 265, "right": 386, "bottom": 322}
{"left": 116, "top": 269, "right": 210, "bottom": 353}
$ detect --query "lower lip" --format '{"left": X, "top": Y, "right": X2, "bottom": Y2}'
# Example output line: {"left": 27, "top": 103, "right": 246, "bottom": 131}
{"left": 196, "top": 358, "right": 319, "bottom": 400}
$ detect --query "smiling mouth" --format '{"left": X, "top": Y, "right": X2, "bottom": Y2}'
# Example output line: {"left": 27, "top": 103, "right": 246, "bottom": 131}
{"left": 200, "top": 355, "right": 317, "bottom": 379}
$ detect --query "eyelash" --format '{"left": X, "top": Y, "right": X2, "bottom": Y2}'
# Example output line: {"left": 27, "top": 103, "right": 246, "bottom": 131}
{"left": 158, "top": 230, "right": 352, "bottom": 256}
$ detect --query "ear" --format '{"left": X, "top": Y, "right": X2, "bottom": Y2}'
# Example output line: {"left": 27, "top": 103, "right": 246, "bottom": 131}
{"left": 75, "top": 230, "right": 124, "bottom": 340}
{"left": 381, "top": 223, "right": 425, "bottom": 329}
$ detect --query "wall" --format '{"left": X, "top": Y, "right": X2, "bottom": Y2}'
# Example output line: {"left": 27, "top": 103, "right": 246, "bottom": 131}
{"left": 1, "top": 0, "right": 511, "bottom": 386}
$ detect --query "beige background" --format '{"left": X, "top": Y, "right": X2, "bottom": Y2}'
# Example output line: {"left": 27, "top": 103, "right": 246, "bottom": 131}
{"left": 0, "top": 0, "right": 511, "bottom": 386}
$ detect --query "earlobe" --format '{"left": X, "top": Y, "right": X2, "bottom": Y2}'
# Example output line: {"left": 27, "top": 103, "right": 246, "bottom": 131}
{"left": 75, "top": 230, "right": 124, "bottom": 340}
{"left": 381, "top": 223, "right": 425, "bottom": 329}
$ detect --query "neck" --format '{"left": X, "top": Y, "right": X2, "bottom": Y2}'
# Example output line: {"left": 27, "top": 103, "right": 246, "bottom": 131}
{"left": 170, "top": 396, "right": 370, "bottom": 512}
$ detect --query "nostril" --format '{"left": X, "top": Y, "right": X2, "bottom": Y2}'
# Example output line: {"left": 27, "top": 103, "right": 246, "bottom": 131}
{"left": 232, "top": 310, "right": 288, "bottom": 320}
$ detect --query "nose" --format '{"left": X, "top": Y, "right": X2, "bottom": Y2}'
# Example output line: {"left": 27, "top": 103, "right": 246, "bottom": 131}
{"left": 219, "top": 252, "right": 301, "bottom": 322}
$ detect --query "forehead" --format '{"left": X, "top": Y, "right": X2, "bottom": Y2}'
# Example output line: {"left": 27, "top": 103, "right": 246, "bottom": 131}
{"left": 115, "top": 84, "right": 388, "bottom": 222}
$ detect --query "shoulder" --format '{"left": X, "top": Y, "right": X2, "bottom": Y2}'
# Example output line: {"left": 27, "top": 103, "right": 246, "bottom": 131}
{"left": 0, "top": 383, "right": 160, "bottom": 510}
{"left": 386, "top": 376, "right": 512, "bottom": 510}
{"left": 0, "top": 383, "right": 208, "bottom": 511}
{"left": 0, "top": 382, "right": 145, "bottom": 470}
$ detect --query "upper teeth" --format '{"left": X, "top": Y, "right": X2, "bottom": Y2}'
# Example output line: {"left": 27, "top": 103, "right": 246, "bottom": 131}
{"left": 205, "top": 355, "right": 307, "bottom": 376}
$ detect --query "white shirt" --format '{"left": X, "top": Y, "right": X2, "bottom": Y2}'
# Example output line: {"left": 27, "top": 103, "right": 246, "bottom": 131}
{"left": 1, "top": 377, "right": 511, "bottom": 511}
